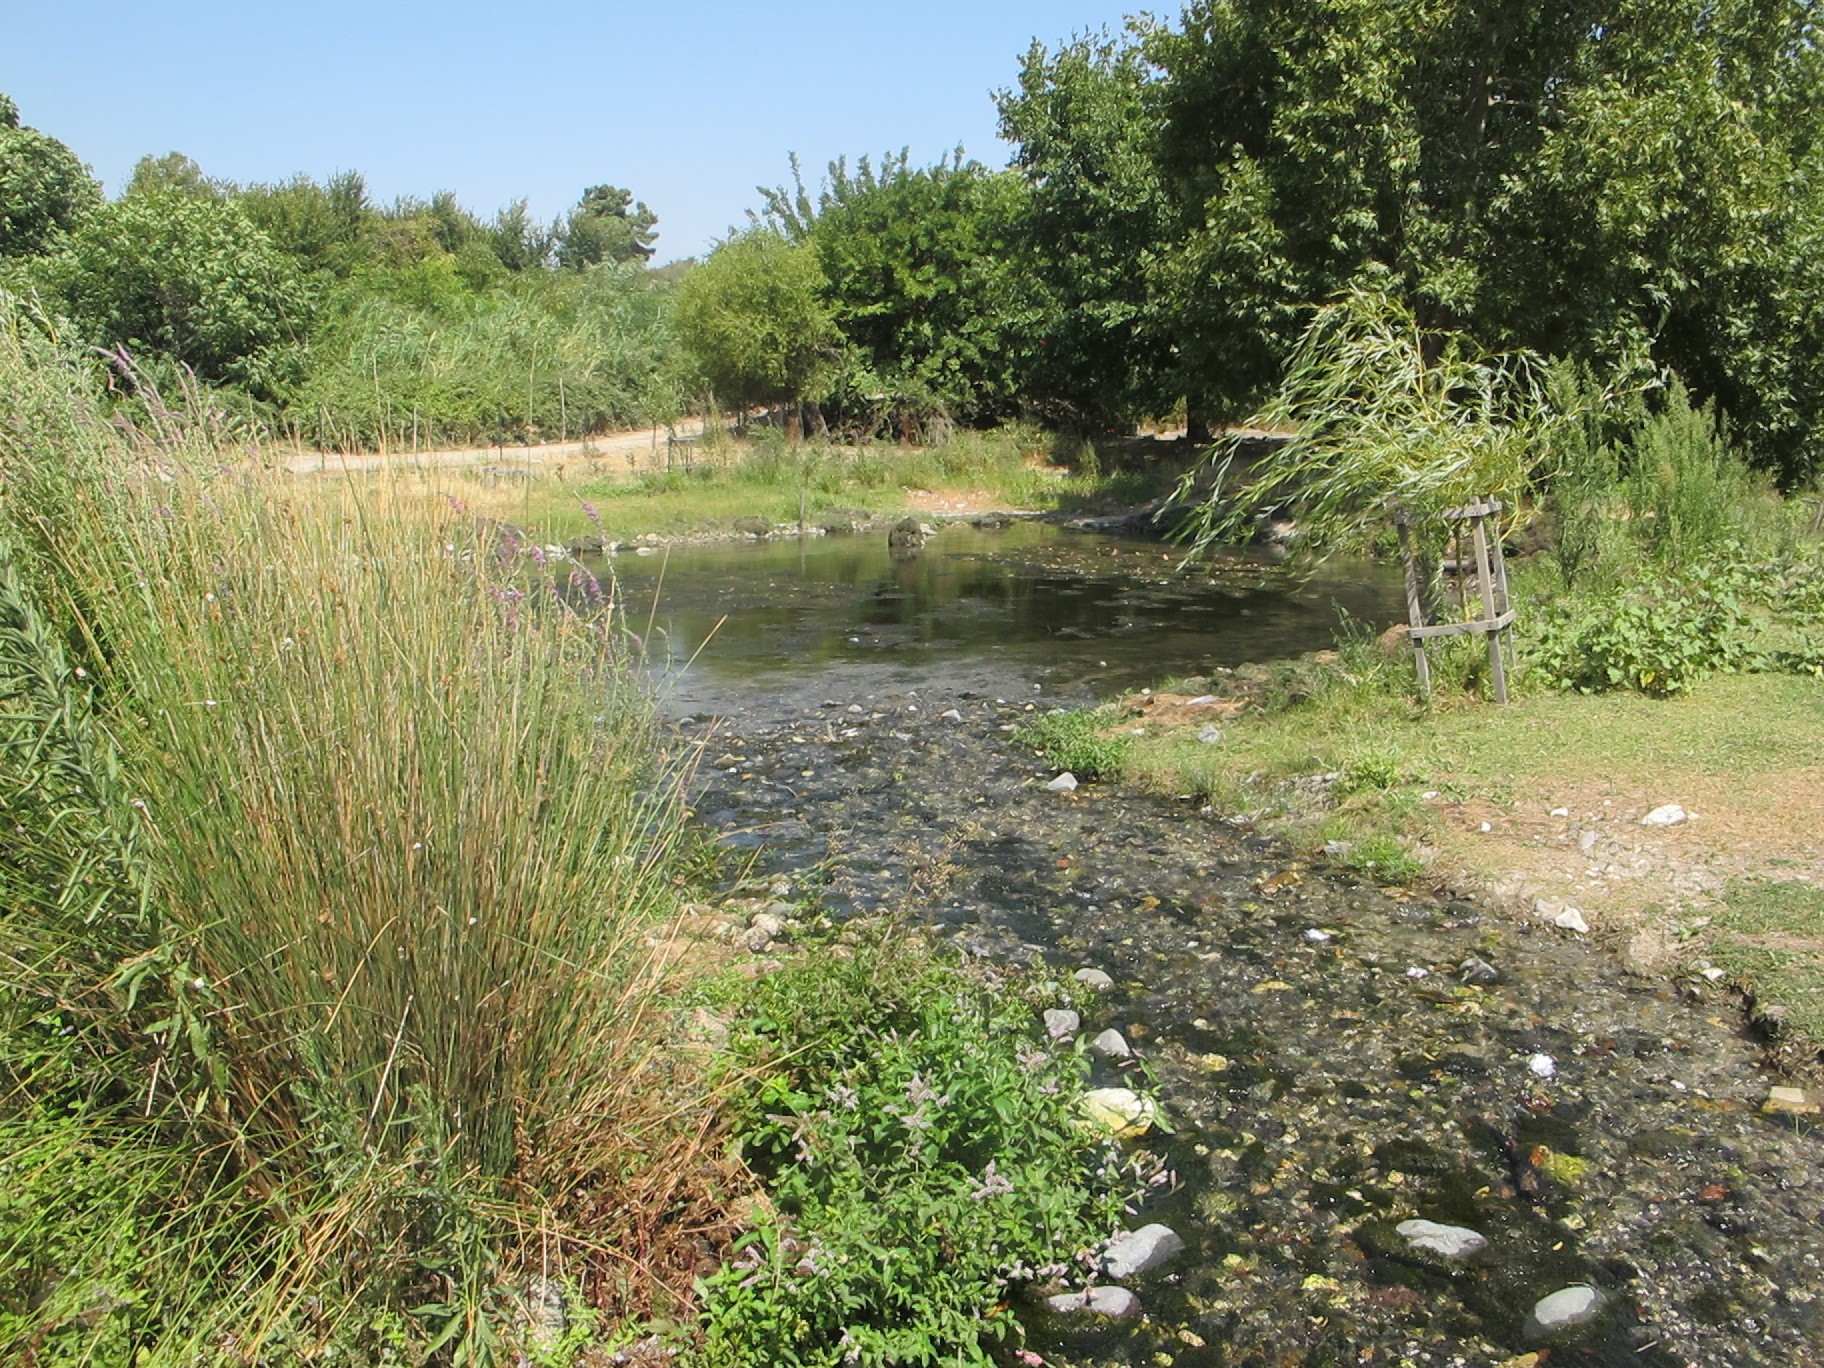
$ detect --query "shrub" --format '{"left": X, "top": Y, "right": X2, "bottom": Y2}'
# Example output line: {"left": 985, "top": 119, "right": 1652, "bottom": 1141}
{"left": 696, "top": 936, "right": 1154, "bottom": 1368}
{"left": 1529, "top": 565, "right": 1750, "bottom": 695}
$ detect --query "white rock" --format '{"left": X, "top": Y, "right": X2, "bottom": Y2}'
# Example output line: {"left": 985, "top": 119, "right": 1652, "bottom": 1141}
{"left": 1197, "top": 725, "right": 1224, "bottom": 744}
{"left": 1101, "top": 1224, "right": 1185, "bottom": 1279}
{"left": 1529, "top": 1053, "right": 1557, "bottom": 1079}
{"left": 1043, "top": 1008, "right": 1081, "bottom": 1040}
{"left": 1578, "top": 829, "right": 1598, "bottom": 852}
{"left": 1395, "top": 1219, "right": 1488, "bottom": 1261}
{"left": 1304, "top": 928, "right": 1332, "bottom": 943}
{"left": 1406, "top": 966, "right": 1429, "bottom": 979}
{"left": 1044, "top": 1286, "right": 1141, "bottom": 1318}
{"left": 1550, "top": 807, "right": 1570, "bottom": 817}
{"left": 1553, "top": 906, "right": 1590, "bottom": 934}
{"left": 1047, "top": 772, "right": 1079, "bottom": 793}
{"left": 1529, "top": 1284, "right": 1601, "bottom": 1335}
{"left": 940, "top": 708, "right": 962, "bottom": 721}
{"left": 1641, "top": 804, "right": 1688, "bottom": 827}
{"left": 1074, "top": 967, "right": 1115, "bottom": 992}
{"left": 1089, "top": 1028, "right": 1131, "bottom": 1060}
{"left": 1479, "top": 821, "right": 1493, "bottom": 833}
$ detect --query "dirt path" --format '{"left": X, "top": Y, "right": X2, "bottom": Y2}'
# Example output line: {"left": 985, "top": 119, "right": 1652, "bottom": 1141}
{"left": 279, "top": 419, "right": 706, "bottom": 476}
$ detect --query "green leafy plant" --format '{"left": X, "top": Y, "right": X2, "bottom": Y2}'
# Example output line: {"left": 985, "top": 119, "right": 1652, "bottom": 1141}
{"left": 697, "top": 936, "right": 1156, "bottom": 1368}
{"left": 1013, "top": 707, "right": 1132, "bottom": 778}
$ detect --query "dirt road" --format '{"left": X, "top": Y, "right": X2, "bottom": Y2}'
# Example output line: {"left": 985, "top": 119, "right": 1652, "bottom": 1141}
{"left": 280, "top": 419, "right": 706, "bottom": 476}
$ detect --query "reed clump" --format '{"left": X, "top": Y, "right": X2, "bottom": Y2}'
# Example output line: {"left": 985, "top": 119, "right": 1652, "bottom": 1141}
{"left": 0, "top": 299, "right": 727, "bottom": 1363}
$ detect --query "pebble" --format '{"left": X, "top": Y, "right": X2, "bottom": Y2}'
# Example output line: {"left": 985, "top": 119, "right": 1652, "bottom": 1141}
{"left": 1578, "top": 829, "right": 1599, "bottom": 852}
{"left": 1044, "top": 1008, "right": 1081, "bottom": 1040}
{"left": 1044, "top": 1286, "right": 1141, "bottom": 1318}
{"left": 1765, "top": 1085, "right": 1822, "bottom": 1116}
{"left": 1529, "top": 1053, "right": 1557, "bottom": 1079}
{"left": 1549, "top": 806, "right": 1570, "bottom": 817}
{"left": 1641, "top": 803, "right": 1689, "bottom": 826}
{"left": 940, "top": 708, "right": 963, "bottom": 722}
{"left": 1089, "top": 1027, "right": 1131, "bottom": 1060}
{"left": 1079, "top": 1087, "right": 1157, "bottom": 1138}
{"left": 1197, "top": 725, "right": 1223, "bottom": 744}
{"left": 1304, "top": 928, "right": 1332, "bottom": 942}
{"left": 1527, "top": 1284, "right": 1601, "bottom": 1336}
{"left": 1074, "top": 967, "right": 1115, "bottom": 992}
{"left": 1458, "top": 956, "right": 1501, "bottom": 984}
{"left": 1394, "top": 1218, "right": 1488, "bottom": 1262}
{"left": 1554, "top": 906, "right": 1590, "bottom": 935}
{"left": 1102, "top": 1223, "right": 1185, "bottom": 1279}
{"left": 1047, "top": 772, "right": 1080, "bottom": 793}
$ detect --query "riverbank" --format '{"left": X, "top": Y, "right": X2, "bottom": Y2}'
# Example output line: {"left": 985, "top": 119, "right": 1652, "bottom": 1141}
{"left": 1094, "top": 652, "right": 1824, "bottom": 1074}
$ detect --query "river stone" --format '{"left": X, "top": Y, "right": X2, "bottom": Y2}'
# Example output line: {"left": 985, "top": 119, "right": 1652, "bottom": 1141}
{"left": 1102, "top": 1224, "right": 1185, "bottom": 1279}
{"left": 1197, "top": 725, "right": 1223, "bottom": 745}
{"left": 1554, "top": 906, "right": 1590, "bottom": 934}
{"left": 1044, "top": 1008, "right": 1081, "bottom": 1040}
{"left": 1394, "top": 1218, "right": 1488, "bottom": 1261}
{"left": 1528, "top": 1285, "right": 1602, "bottom": 1336}
{"left": 1079, "top": 1087, "right": 1157, "bottom": 1138}
{"left": 1765, "top": 1085, "right": 1822, "bottom": 1116}
{"left": 1641, "top": 803, "right": 1689, "bottom": 826}
{"left": 1044, "top": 1286, "right": 1141, "bottom": 1318}
{"left": 1089, "top": 1027, "right": 1131, "bottom": 1060}
{"left": 1047, "top": 772, "right": 1080, "bottom": 793}
{"left": 1074, "top": 968, "right": 1115, "bottom": 992}
{"left": 1458, "top": 956, "right": 1502, "bottom": 985}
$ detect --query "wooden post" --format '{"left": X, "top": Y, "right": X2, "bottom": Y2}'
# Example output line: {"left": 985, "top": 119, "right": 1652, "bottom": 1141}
{"left": 1470, "top": 513, "right": 1508, "bottom": 703}
{"left": 1393, "top": 509, "right": 1432, "bottom": 700}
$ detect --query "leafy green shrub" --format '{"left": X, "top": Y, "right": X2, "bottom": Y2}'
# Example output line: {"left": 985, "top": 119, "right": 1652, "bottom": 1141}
{"left": 1336, "top": 748, "right": 1403, "bottom": 796}
{"left": 697, "top": 937, "right": 1153, "bottom": 1368}
{"left": 1013, "top": 707, "right": 1131, "bottom": 778}
{"left": 1529, "top": 565, "right": 1750, "bottom": 695}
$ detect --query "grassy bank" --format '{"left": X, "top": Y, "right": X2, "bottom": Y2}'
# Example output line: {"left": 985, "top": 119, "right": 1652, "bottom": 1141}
{"left": 301, "top": 426, "right": 1189, "bottom": 547}
{"left": 1025, "top": 635, "right": 1824, "bottom": 1067}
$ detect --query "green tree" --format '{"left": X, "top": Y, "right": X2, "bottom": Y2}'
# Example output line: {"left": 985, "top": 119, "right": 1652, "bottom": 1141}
{"left": 489, "top": 198, "right": 554, "bottom": 271}
{"left": 0, "top": 92, "right": 101, "bottom": 257}
{"left": 127, "top": 151, "right": 218, "bottom": 199}
{"left": 44, "top": 189, "right": 315, "bottom": 397}
{"left": 996, "top": 31, "right": 1176, "bottom": 430}
{"left": 237, "top": 171, "right": 370, "bottom": 271}
{"left": 556, "top": 184, "right": 657, "bottom": 269}
{"left": 759, "top": 150, "right": 1033, "bottom": 423}
{"left": 672, "top": 228, "right": 836, "bottom": 412}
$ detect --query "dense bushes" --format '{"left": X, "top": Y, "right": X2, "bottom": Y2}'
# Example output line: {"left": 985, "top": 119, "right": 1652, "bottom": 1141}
{"left": 0, "top": 304, "right": 720, "bottom": 1361}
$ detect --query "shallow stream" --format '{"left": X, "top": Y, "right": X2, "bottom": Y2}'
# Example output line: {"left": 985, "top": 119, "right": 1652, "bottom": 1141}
{"left": 597, "top": 523, "right": 1823, "bottom": 1366}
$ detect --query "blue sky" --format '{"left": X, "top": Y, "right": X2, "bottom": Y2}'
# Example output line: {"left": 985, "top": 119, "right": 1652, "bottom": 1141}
{"left": 3, "top": 1, "right": 1146, "bottom": 262}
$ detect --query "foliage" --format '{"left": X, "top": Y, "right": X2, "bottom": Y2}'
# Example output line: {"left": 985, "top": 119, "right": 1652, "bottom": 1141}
{"left": 673, "top": 229, "right": 838, "bottom": 411}
{"left": 997, "top": 30, "right": 1176, "bottom": 429}
{"left": 293, "top": 261, "right": 685, "bottom": 447}
{"left": 697, "top": 935, "right": 1152, "bottom": 1368}
{"left": 1013, "top": 707, "right": 1132, "bottom": 779}
{"left": 0, "top": 307, "right": 721, "bottom": 1361}
{"left": 558, "top": 184, "right": 658, "bottom": 269}
{"left": 758, "top": 151, "right": 1034, "bottom": 431}
{"left": 0, "top": 92, "right": 100, "bottom": 257}
{"left": 1176, "top": 289, "right": 1555, "bottom": 558}
{"left": 36, "top": 188, "right": 315, "bottom": 397}
{"left": 1530, "top": 566, "right": 1752, "bottom": 696}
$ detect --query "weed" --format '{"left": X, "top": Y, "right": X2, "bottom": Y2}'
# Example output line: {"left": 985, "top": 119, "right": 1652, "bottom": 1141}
{"left": 1013, "top": 708, "right": 1132, "bottom": 779}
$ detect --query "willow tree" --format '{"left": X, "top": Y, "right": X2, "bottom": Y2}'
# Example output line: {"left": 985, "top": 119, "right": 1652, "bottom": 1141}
{"left": 1174, "top": 288, "right": 1556, "bottom": 559}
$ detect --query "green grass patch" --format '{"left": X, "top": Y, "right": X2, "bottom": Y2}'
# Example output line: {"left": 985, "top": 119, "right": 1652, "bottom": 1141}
{"left": 1709, "top": 882, "right": 1824, "bottom": 1042}
{"left": 1014, "top": 707, "right": 1133, "bottom": 779}
{"left": 697, "top": 933, "right": 1154, "bottom": 1368}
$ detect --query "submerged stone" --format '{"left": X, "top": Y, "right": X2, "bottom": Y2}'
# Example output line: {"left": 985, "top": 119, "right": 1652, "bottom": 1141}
{"left": 1394, "top": 1218, "right": 1488, "bottom": 1261}
{"left": 1090, "top": 1027, "right": 1131, "bottom": 1060}
{"left": 1527, "top": 1285, "right": 1601, "bottom": 1337}
{"left": 1102, "top": 1223, "right": 1185, "bottom": 1279}
{"left": 1074, "top": 967, "right": 1115, "bottom": 992}
{"left": 1044, "top": 1285, "right": 1142, "bottom": 1318}
{"left": 1044, "top": 1008, "right": 1081, "bottom": 1040}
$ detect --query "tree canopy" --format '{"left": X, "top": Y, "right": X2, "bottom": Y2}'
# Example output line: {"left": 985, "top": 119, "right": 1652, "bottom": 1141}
{"left": 0, "top": 93, "right": 100, "bottom": 258}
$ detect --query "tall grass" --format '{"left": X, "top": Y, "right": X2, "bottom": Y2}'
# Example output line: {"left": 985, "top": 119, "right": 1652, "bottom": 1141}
{"left": 0, "top": 302, "right": 723, "bottom": 1362}
{"left": 292, "top": 264, "right": 687, "bottom": 451}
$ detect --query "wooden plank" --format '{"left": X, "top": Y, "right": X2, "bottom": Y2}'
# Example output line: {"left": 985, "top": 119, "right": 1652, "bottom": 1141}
{"left": 1441, "top": 498, "right": 1504, "bottom": 520}
{"left": 1408, "top": 609, "right": 1516, "bottom": 640}
{"left": 1395, "top": 514, "right": 1431, "bottom": 699}
{"left": 1472, "top": 515, "right": 1508, "bottom": 703}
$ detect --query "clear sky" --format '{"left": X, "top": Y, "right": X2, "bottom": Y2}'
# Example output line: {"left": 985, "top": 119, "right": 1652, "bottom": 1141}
{"left": 3, "top": 1, "right": 1147, "bottom": 262}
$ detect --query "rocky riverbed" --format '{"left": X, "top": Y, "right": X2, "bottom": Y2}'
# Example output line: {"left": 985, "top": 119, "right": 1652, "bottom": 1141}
{"left": 674, "top": 665, "right": 1824, "bottom": 1367}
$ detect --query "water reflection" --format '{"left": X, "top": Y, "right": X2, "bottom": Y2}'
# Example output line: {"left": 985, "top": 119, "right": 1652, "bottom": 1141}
{"left": 588, "top": 522, "right": 1404, "bottom": 697}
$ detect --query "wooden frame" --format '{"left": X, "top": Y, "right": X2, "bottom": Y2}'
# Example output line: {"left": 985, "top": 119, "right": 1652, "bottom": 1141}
{"left": 1392, "top": 497, "right": 1516, "bottom": 703}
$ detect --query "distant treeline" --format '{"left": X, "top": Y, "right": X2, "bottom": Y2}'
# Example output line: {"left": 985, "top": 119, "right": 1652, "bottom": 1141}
{"left": 6, "top": 0, "right": 1824, "bottom": 477}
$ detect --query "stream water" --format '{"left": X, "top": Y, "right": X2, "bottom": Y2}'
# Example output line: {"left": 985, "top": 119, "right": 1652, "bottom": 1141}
{"left": 596, "top": 523, "right": 1824, "bottom": 1366}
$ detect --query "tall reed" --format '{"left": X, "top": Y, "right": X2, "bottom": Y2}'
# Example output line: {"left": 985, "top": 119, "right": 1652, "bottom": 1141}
{"left": 0, "top": 299, "right": 723, "bottom": 1362}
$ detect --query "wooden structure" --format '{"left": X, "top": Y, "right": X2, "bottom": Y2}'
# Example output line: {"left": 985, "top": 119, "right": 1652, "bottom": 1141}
{"left": 1392, "top": 497, "right": 1516, "bottom": 703}
{"left": 666, "top": 431, "right": 699, "bottom": 472}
